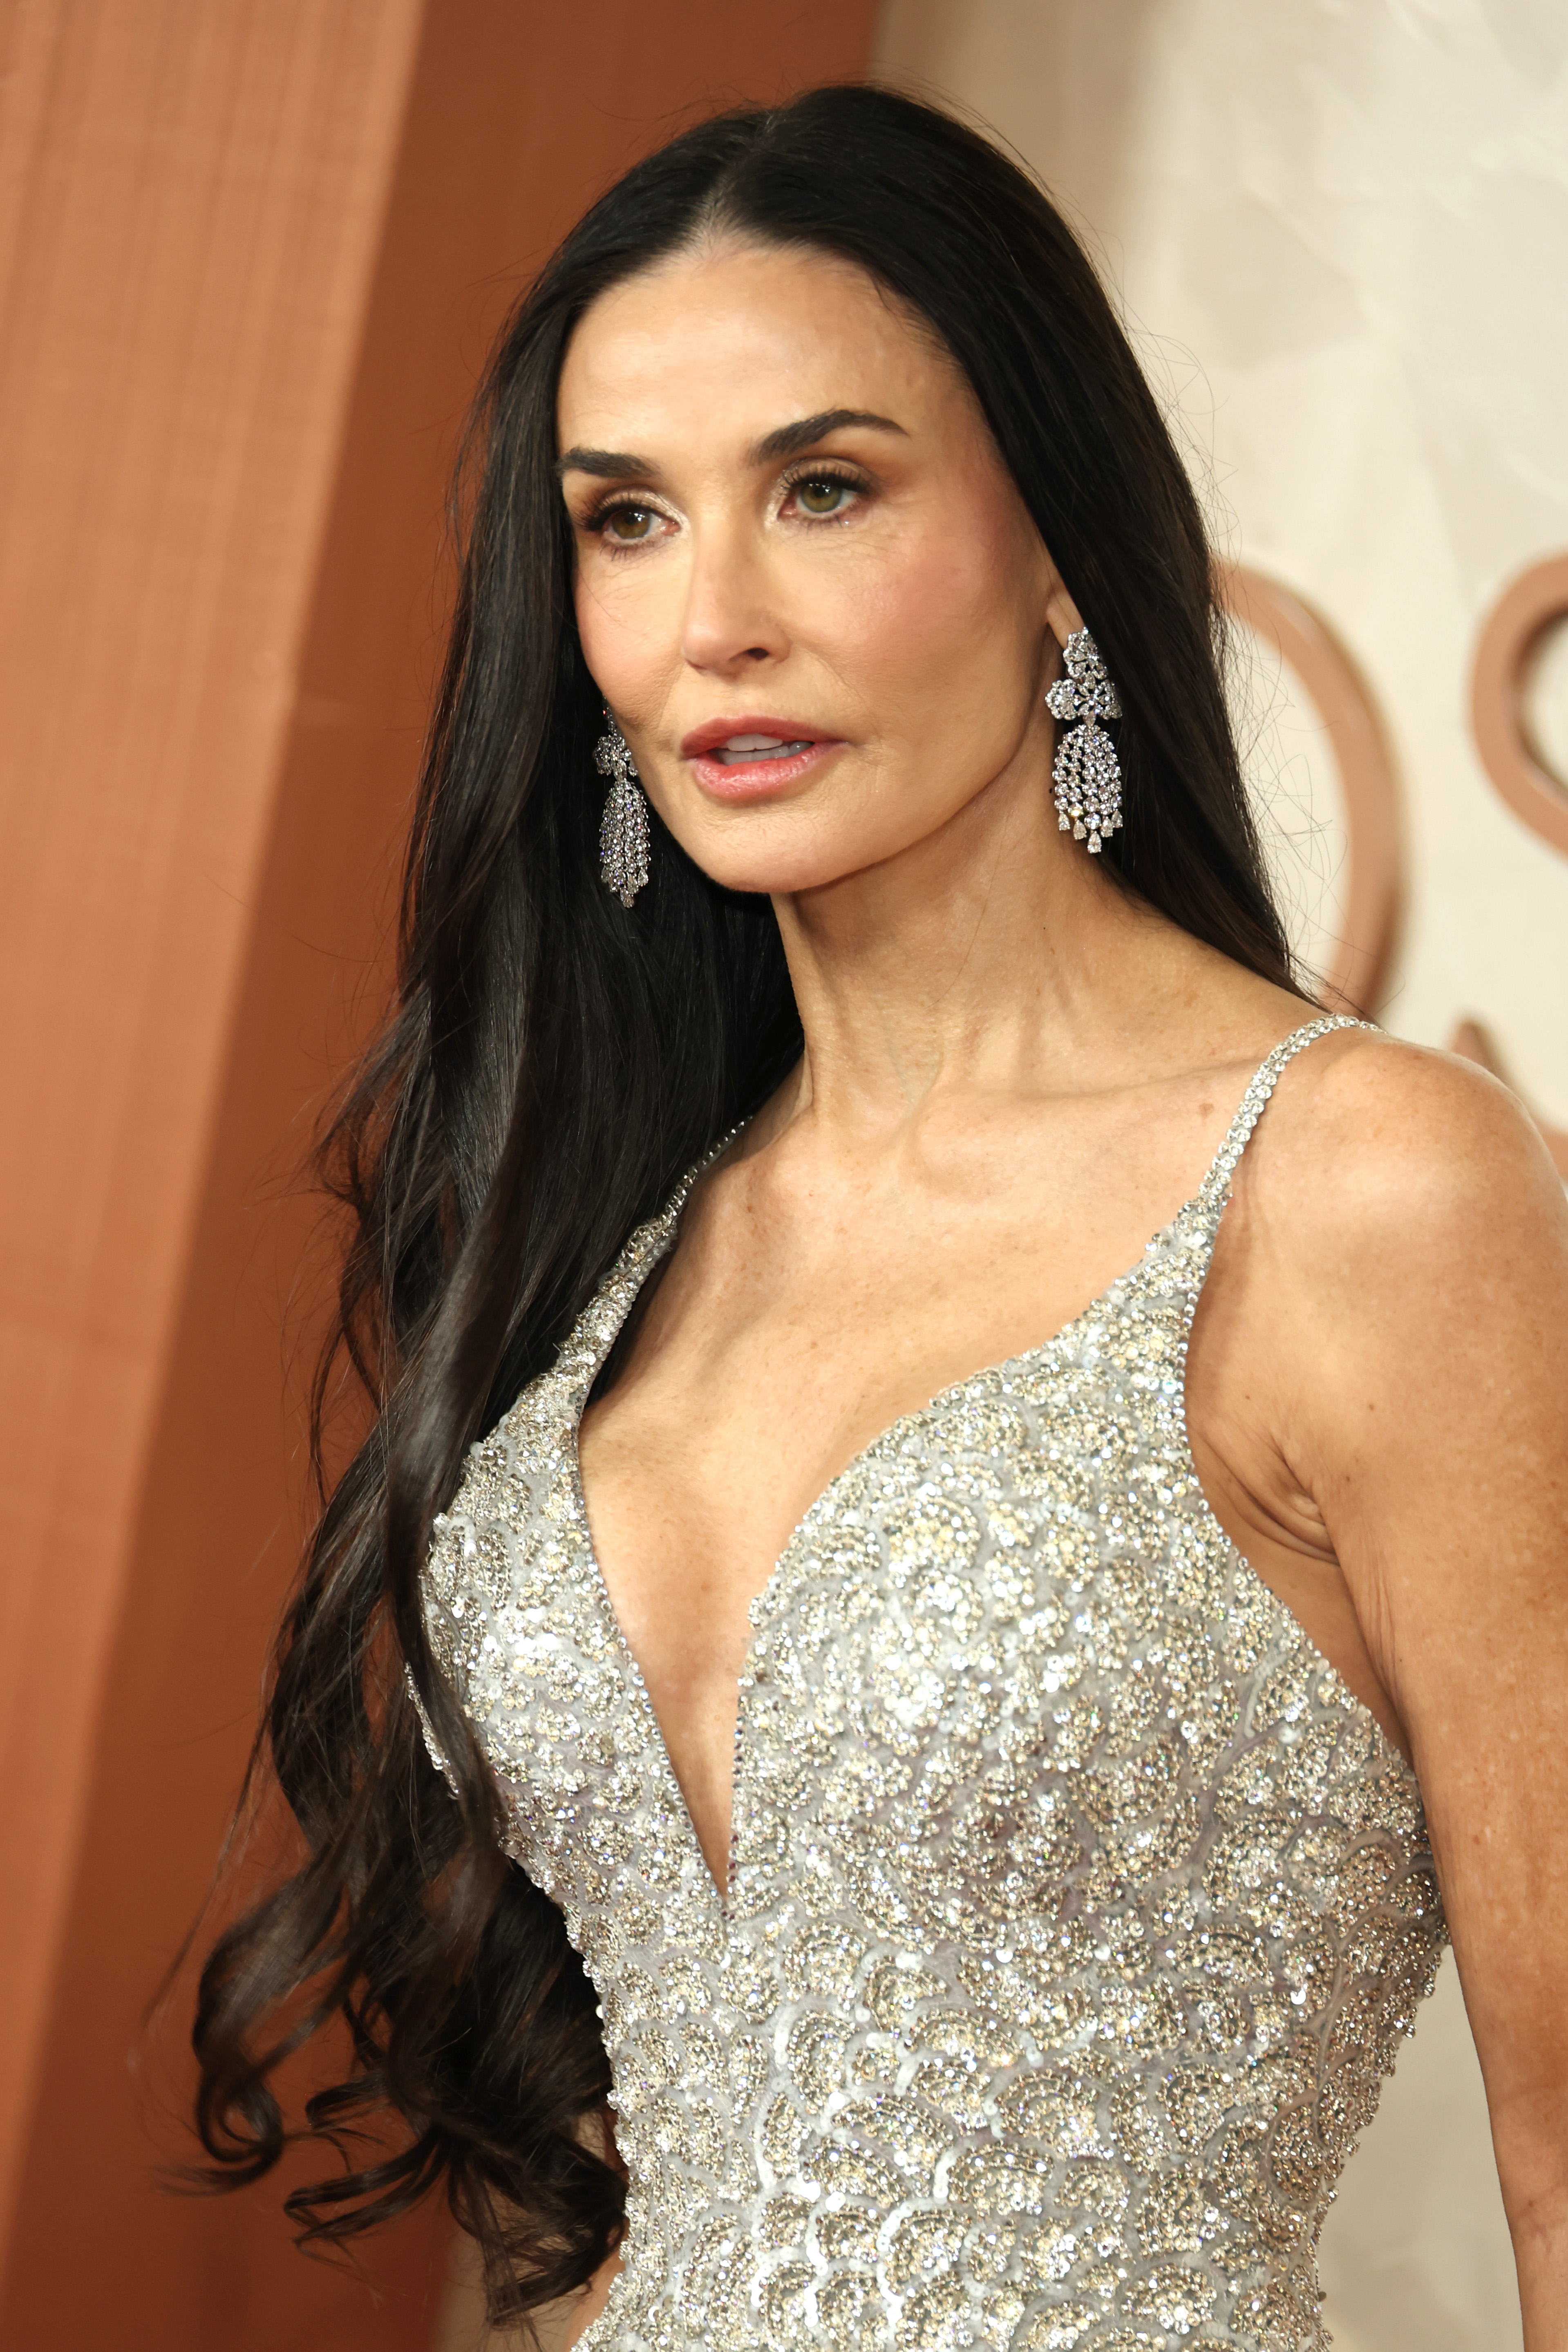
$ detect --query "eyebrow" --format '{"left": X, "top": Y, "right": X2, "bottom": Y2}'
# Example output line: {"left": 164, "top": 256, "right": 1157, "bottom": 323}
{"left": 555, "top": 408, "right": 907, "bottom": 480}
{"left": 750, "top": 409, "right": 906, "bottom": 464}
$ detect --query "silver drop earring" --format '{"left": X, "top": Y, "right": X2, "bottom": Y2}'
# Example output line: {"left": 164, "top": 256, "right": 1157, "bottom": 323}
{"left": 594, "top": 712, "right": 651, "bottom": 906}
{"left": 1046, "top": 628, "right": 1123, "bottom": 853}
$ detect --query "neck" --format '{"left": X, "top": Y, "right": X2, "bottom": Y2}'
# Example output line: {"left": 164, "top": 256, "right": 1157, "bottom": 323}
{"left": 768, "top": 754, "right": 1180, "bottom": 1142}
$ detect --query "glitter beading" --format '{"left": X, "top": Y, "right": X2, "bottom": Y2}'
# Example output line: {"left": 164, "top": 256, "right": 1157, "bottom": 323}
{"left": 596, "top": 719, "right": 651, "bottom": 905}
{"left": 1047, "top": 630, "right": 1123, "bottom": 853}
{"left": 421, "top": 1015, "right": 1444, "bottom": 2352}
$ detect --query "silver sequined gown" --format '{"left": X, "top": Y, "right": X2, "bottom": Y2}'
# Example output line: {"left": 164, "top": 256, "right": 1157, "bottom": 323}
{"left": 421, "top": 1017, "right": 1445, "bottom": 2351}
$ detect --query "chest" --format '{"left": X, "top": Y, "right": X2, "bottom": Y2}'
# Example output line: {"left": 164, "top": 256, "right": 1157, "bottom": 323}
{"left": 573, "top": 1193, "right": 1309, "bottom": 1792}
{"left": 432, "top": 1243, "right": 1213, "bottom": 1899}
{"left": 578, "top": 1167, "right": 1237, "bottom": 1678}
{"left": 423, "top": 1231, "right": 1413, "bottom": 1945}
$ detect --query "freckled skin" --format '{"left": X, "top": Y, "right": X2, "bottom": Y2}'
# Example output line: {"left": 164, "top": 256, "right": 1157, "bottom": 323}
{"left": 541, "top": 239, "right": 1568, "bottom": 2348}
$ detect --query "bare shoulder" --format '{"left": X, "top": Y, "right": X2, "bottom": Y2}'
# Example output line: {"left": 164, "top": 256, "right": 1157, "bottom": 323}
{"left": 1241, "top": 1024, "right": 1568, "bottom": 1300}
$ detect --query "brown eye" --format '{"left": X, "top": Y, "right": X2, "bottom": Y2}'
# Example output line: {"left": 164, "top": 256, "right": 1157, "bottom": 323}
{"left": 603, "top": 504, "right": 656, "bottom": 542}
{"left": 794, "top": 475, "right": 853, "bottom": 515}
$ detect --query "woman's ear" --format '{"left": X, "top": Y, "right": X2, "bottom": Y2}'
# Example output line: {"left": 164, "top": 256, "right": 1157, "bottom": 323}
{"left": 1044, "top": 578, "right": 1085, "bottom": 649}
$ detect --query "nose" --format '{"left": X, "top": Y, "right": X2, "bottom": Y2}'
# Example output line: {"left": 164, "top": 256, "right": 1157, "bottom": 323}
{"left": 679, "top": 519, "right": 789, "bottom": 676}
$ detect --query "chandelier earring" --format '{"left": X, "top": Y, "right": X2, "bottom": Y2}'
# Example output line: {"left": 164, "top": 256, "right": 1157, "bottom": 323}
{"left": 1046, "top": 628, "right": 1123, "bottom": 853}
{"left": 594, "top": 712, "right": 651, "bottom": 906}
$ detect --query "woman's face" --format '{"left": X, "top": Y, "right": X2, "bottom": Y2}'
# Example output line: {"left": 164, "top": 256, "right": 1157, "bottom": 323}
{"left": 557, "top": 237, "right": 1079, "bottom": 897}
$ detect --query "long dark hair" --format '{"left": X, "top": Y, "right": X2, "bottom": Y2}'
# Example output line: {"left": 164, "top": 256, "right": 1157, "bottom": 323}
{"left": 191, "top": 83, "right": 1297, "bottom": 2326}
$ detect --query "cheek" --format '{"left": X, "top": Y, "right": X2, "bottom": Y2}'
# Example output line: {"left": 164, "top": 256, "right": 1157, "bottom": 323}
{"left": 573, "top": 567, "right": 628, "bottom": 689}
{"left": 573, "top": 560, "right": 674, "bottom": 705}
{"left": 832, "top": 518, "right": 1040, "bottom": 721}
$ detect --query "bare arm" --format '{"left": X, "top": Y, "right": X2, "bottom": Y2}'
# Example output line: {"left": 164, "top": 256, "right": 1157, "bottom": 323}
{"left": 1269, "top": 1045, "right": 1568, "bottom": 2346}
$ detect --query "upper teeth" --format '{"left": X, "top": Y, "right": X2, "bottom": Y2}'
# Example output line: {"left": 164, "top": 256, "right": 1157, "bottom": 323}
{"left": 716, "top": 733, "right": 810, "bottom": 763}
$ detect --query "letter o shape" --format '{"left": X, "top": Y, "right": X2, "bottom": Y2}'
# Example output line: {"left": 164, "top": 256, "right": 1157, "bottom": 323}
{"left": 1471, "top": 553, "right": 1568, "bottom": 860}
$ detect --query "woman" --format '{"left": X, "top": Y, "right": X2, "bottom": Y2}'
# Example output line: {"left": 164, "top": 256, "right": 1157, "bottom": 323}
{"left": 194, "top": 85, "right": 1568, "bottom": 2351}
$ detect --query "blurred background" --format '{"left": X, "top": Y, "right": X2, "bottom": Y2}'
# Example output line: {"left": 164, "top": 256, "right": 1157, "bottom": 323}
{"left": 1, "top": 3, "right": 1562, "bottom": 2346}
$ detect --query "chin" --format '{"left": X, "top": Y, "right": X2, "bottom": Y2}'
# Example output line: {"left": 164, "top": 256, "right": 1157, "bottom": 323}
{"left": 687, "top": 851, "right": 852, "bottom": 899}
{"left": 671, "top": 803, "right": 933, "bottom": 901}
{"left": 678, "top": 827, "right": 893, "bottom": 900}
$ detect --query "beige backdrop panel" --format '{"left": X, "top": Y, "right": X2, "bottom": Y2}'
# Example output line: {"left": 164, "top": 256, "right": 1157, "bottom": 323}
{"left": 870, "top": 2, "right": 1563, "bottom": 2344}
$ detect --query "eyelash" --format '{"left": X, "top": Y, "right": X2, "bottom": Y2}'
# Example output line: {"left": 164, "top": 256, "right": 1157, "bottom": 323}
{"left": 778, "top": 462, "right": 869, "bottom": 518}
{"left": 582, "top": 464, "right": 871, "bottom": 551}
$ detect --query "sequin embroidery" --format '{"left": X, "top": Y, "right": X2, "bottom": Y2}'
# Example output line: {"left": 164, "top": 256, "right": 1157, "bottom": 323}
{"left": 422, "top": 1016, "right": 1444, "bottom": 2350}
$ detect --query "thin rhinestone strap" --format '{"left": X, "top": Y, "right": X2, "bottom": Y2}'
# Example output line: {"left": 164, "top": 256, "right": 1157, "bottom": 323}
{"left": 564, "top": 1118, "right": 749, "bottom": 1393}
{"left": 1196, "top": 1013, "right": 1371, "bottom": 1211}
{"left": 670, "top": 1118, "right": 746, "bottom": 1218}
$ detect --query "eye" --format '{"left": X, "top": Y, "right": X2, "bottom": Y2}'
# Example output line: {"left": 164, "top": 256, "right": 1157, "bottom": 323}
{"left": 600, "top": 503, "right": 659, "bottom": 543}
{"left": 790, "top": 473, "right": 857, "bottom": 517}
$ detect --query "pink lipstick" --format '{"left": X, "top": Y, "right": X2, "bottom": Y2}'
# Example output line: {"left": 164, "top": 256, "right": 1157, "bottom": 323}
{"left": 680, "top": 714, "right": 844, "bottom": 802}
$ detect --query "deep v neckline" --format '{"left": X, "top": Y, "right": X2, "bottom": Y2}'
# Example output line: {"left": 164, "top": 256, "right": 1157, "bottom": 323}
{"left": 562, "top": 1014, "right": 1361, "bottom": 1911}
{"left": 567, "top": 1218, "right": 1172, "bottom": 1907}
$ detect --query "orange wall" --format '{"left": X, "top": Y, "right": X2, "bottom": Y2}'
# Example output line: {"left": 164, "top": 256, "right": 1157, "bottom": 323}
{"left": 0, "top": 4, "right": 879, "bottom": 2345}
{"left": 0, "top": 0, "right": 427, "bottom": 2286}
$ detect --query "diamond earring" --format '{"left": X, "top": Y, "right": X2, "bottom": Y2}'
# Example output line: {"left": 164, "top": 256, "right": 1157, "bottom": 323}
{"left": 1046, "top": 628, "right": 1123, "bottom": 853}
{"left": 594, "top": 713, "right": 651, "bottom": 906}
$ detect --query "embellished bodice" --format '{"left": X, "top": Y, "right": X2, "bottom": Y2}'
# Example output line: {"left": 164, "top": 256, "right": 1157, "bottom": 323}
{"left": 421, "top": 1019, "right": 1445, "bottom": 2351}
